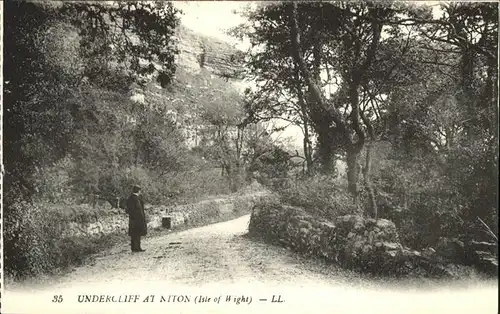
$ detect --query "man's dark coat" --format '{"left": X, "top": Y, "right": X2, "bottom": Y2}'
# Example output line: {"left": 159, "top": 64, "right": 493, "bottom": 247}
{"left": 126, "top": 194, "right": 147, "bottom": 236}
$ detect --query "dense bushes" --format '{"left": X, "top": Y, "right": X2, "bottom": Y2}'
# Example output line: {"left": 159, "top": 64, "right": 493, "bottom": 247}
{"left": 3, "top": 199, "right": 119, "bottom": 279}
{"left": 4, "top": 200, "right": 54, "bottom": 278}
{"left": 374, "top": 148, "right": 498, "bottom": 250}
{"left": 273, "top": 175, "right": 361, "bottom": 222}
{"left": 33, "top": 158, "right": 238, "bottom": 208}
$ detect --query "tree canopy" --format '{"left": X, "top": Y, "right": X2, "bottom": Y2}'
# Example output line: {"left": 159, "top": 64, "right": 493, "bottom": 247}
{"left": 232, "top": 1, "right": 498, "bottom": 240}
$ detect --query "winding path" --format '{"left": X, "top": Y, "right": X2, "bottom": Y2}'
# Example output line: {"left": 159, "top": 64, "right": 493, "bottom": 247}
{"left": 3, "top": 215, "right": 498, "bottom": 314}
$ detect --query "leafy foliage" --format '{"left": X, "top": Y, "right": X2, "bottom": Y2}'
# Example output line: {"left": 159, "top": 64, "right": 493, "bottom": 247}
{"left": 276, "top": 175, "right": 361, "bottom": 222}
{"left": 3, "top": 1, "right": 181, "bottom": 201}
{"left": 60, "top": 1, "right": 181, "bottom": 87}
{"left": 234, "top": 1, "right": 498, "bottom": 254}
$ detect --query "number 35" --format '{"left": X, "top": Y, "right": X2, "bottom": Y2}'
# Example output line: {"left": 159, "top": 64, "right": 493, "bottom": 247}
{"left": 52, "top": 295, "right": 63, "bottom": 303}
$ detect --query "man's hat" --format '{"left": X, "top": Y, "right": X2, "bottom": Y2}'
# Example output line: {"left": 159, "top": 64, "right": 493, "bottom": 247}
{"left": 132, "top": 185, "right": 141, "bottom": 193}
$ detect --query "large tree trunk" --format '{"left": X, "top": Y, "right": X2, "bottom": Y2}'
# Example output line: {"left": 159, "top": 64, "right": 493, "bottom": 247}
{"left": 360, "top": 104, "right": 377, "bottom": 219}
{"left": 459, "top": 45, "right": 477, "bottom": 138}
{"left": 302, "top": 119, "right": 313, "bottom": 173}
{"left": 290, "top": 2, "right": 383, "bottom": 201}
{"left": 290, "top": 3, "right": 346, "bottom": 174}
{"left": 235, "top": 125, "right": 244, "bottom": 171}
{"left": 317, "top": 123, "right": 335, "bottom": 174}
{"left": 342, "top": 6, "right": 383, "bottom": 200}
{"left": 362, "top": 142, "right": 378, "bottom": 219}
{"left": 294, "top": 61, "right": 314, "bottom": 174}
{"left": 346, "top": 146, "right": 360, "bottom": 199}
{"left": 346, "top": 81, "right": 365, "bottom": 201}
{"left": 289, "top": 3, "right": 345, "bottom": 131}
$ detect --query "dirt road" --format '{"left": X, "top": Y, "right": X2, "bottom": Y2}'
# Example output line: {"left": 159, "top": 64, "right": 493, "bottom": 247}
{"left": 3, "top": 214, "right": 498, "bottom": 314}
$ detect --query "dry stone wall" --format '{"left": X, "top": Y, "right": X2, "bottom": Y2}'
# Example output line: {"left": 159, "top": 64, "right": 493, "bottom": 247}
{"left": 248, "top": 201, "right": 491, "bottom": 278}
{"left": 57, "top": 192, "right": 271, "bottom": 240}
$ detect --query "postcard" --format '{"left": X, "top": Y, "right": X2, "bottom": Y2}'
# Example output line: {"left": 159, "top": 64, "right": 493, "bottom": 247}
{"left": 1, "top": 1, "right": 498, "bottom": 313}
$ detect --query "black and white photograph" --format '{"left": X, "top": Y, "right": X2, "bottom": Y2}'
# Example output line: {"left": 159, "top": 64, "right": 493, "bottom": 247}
{"left": 1, "top": 1, "right": 498, "bottom": 313}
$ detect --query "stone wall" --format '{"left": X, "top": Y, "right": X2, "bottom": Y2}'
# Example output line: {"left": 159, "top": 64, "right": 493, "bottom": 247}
{"left": 57, "top": 192, "right": 270, "bottom": 239}
{"left": 248, "top": 201, "right": 493, "bottom": 278}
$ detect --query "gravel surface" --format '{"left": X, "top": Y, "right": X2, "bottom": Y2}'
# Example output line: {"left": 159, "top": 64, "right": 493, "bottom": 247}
{"left": 4, "top": 214, "right": 498, "bottom": 314}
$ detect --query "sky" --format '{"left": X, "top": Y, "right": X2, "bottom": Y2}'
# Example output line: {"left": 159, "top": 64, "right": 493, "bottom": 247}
{"left": 173, "top": 1, "right": 444, "bottom": 42}
{"left": 173, "top": 1, "right": 250, "bottom": 46}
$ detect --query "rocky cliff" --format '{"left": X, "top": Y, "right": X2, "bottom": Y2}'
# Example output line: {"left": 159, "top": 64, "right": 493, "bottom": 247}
{"left": 176, "top": 25, "right": 243, "bottom": 78}
{"left": 129, "top": 25, "right": 245, "bottom": 147}
{"left": 133, "top": 25, "right": 244, "bottom": 107}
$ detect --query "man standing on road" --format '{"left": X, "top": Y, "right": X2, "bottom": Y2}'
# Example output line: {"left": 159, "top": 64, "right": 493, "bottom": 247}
{"left": 126, "top": 185, "right": 147, "bottom": 252}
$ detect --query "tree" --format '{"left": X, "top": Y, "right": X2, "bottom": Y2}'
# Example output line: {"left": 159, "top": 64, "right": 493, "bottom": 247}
{"left": 60, "top": 1, "right": 181, "bottom": 88}
{"left": 3, "top": 1, "right": 181, "bottom": 202}
{"left": 230, "top": 3, "right": 338, "bottom": 175}
{"left": 4, "top": 2, "right": 79, "bottom": 202}
{"left": 234, "top": 2, "right": 417, "bottom": 211}
{"left": 289, "top": 2, "right": 423, "bottom": 215}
